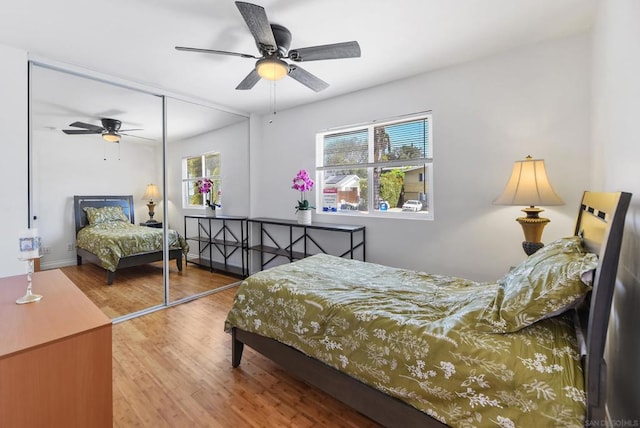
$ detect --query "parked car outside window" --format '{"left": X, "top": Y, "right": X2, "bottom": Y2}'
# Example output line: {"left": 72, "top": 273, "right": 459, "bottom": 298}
{"left": 402, "top": 200, "right": 423, "bottom": 212}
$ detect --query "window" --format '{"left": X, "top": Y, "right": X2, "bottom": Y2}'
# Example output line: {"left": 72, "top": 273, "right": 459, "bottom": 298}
{"left": 182, "top": 152, "right": 221, "bottom": 208}
{"left": 316, "top": 113, "right": 432, "bottom": 219}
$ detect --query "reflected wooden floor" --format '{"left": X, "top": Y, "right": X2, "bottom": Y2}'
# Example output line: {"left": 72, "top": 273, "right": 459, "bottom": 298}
{"left": 111, "top": 287, "right": 380, "bottom": 427}
{"left": 60, "top": 261, "right": 240, "bottom": 319}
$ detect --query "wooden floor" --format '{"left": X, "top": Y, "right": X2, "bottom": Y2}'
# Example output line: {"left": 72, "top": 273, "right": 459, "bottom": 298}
{"left": 111, "top": 288, "right": 380, "bottom": 427}
{"left": 60, "top": 262, "right": 380, "bottom": 427}
{"left": 60, "top": 261, "right": 241, "bottom": 319}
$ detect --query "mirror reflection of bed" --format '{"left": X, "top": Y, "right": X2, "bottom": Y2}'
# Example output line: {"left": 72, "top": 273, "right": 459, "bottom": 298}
{"left": 59, "top": 195, "right": 239, "bottom": 319}
{"left": 73, "top": 195, "right": 186, "bottom": 285}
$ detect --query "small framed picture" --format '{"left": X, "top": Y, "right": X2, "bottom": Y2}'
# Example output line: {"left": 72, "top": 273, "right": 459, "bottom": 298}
{"left": 20, "top": 237, "right": 38, "bottom": 252}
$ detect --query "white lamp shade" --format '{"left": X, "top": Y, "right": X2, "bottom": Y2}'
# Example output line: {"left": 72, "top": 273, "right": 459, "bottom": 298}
{"left": 494, "top": 157, "right": 564, "bottom": 206}
{"left": 143, "top": 184, "right": 161, "bottom": 201}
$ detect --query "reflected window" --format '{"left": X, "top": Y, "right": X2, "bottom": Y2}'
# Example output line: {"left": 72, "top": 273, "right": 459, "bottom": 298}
{"left": 183, "top": 152, "right": 221, "bottom": 208}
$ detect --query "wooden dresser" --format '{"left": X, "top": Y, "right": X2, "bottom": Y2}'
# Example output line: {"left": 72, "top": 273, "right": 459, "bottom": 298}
{"left": 0, "top": 269, "right": 113, "bottom": 427}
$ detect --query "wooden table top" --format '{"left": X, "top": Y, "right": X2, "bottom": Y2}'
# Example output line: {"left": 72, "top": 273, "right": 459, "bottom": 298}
{"left": 0, "top": 269, "right": 111, "bottom": 358}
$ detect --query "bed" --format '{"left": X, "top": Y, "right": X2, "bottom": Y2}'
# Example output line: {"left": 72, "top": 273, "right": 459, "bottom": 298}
{"left": 225, "top": 191, "right": 632, "bottom": 427}
{"left": 74, "top": 195, "right": 188, "bottom": 285}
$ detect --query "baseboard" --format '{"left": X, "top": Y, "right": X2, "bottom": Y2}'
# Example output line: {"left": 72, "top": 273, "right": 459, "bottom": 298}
{"left": 40, "top": 258, "right": 77, "bottom": 271}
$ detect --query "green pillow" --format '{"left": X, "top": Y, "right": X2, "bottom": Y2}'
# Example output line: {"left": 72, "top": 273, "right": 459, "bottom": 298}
{"left": 476, "top": 245, "right": 597, "bottom": 333}
{"left": 532, "top": 235, "right": 585, "bottom": 256}
{"left": 84, "top": 206, "right": 129, "bottom": 225}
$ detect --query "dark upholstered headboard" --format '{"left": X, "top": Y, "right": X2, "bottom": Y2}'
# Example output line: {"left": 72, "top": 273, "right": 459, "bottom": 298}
{"left": 73, "top": 195, "right": 135, "bottom": 234}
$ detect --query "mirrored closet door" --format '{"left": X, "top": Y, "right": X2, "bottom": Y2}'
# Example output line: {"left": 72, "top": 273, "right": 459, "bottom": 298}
{"left": 165, "top": 97, "right": 250, "bottom": 304}
{"left": 30, "top": 64, "right": 166, "bottom": 319}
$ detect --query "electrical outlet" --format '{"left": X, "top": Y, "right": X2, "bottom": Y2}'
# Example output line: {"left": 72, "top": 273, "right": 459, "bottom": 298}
{"left": 42, "top": 247, "right": 51, "bottom": 254}
{"left": 67, "top": 243, "right": 75, "bottom": 252}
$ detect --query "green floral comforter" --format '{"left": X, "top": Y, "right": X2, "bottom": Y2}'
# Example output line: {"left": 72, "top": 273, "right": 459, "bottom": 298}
{"left": 225, "top": 254, "right": 586, "bottom": 428}
{"left": 76, "top": 221, "right": 189, "bottom": 272}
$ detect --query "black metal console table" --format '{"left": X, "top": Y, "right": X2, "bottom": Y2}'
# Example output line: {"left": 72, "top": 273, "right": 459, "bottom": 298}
{"left": 248, "top": 217, "right": 365, "bottom": 272}
{"left": 184, "top": 215, "right": 248, "bottom": 277}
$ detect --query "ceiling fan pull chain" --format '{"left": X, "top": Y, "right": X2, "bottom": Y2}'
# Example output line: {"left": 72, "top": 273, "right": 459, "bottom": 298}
{"left": 269, "top": 79, "right": 277, "bottom": 123}
{"left": 273, "top": 79, "right": 277, "bottom": 117}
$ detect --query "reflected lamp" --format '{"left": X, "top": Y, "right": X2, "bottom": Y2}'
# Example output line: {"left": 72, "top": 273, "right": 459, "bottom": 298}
{"left": 494, "top": 156, "right": 564, "bottom": 255}
{"left": 142, "top": 183, "right": 161, "bottom": 223}
{"left": 102, "top": 131, "right": 120, "bottom": 142}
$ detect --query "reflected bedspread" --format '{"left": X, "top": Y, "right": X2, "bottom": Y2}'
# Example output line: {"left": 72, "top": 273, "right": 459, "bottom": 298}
{"left": 76, "top": 221, "right": 188, "bottom": 272}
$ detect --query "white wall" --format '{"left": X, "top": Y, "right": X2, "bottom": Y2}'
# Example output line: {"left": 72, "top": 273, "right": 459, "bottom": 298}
{"left": 591, "top": 0, "right": 640, "bottom": 422}
{"left": 251, "top": 34, "right": 591, "bottom": 281}
{"left": 0, "top": 44, "right": 28, "bottom": 277}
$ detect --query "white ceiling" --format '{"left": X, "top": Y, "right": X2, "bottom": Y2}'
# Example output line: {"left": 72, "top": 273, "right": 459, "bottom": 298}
{"left": 2, "top": 0, "right": 595, "bottom": 117}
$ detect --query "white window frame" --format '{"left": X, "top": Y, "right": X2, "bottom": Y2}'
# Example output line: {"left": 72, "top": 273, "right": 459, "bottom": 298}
{"left": 315, "top": 112, "right": 433, "bottom": 220}
{"left": 182, "top": 151, "right": 222, "bottom": 209}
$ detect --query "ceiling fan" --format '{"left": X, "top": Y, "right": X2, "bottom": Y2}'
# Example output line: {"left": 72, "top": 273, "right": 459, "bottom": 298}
{"left": 62, "top": 118, "right": 150, "bottom": 142}
{"left": 175, "top": 1, "right": 361, "bottom": 92}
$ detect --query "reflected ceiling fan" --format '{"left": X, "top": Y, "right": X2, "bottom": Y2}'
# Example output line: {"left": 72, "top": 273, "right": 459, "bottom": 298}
{"left": 62, "top": 118, "right": 150, "bottom": 142}
{"left": 175, "top": 1, "right": 361, "bottom": 92}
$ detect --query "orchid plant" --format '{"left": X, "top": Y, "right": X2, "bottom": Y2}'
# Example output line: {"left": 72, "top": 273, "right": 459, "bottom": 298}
{"left": 196, "top": 178, "right": 221, "bottom": 209}
{"left": 292, "top": 169, "right": 315, "bottom": 212}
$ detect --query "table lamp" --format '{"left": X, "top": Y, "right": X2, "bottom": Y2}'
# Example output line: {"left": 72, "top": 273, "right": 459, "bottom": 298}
{"left": 494, "top": 155, "right": 564, "bottom": 255}
{"left": 142, "top": 183, "right": 161, "bottom": 223}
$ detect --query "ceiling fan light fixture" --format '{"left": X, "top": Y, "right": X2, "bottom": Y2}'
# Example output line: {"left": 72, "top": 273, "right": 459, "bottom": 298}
{"left": 255, "top": 58, "right": 288, "bottom": 81}
{"left": 175, "top": 2, "right": 361, "bottom": 92}
{"left": 102, "top": 131, "right": 120, "bottom": 142}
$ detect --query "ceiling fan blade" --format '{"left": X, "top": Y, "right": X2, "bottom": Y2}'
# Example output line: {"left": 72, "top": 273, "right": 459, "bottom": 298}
{"left": 62, "top": 129, "right": 101, "bottom": 135}
{"left": 119, "top": 128, "right": 144, "bottom": 132}
{"left": 175, "top": 46, "right": 258, "bottom": 59}
{"left": 235, "top": 1, "right": 277, "bottom": 54}
{"left": 289, "top": 41, "right": 361, "bottom": 62}
{"left": 235, "top": 69, "right": 262, "bottom": 90}
{"left": 288, "top": 65, "right": 329, "bottom": 92}
{"left": 68, "top": 121, "right": 104, "bottom": 132}
{"left": 120, "top": 133, "right": 156, "bottom": 141}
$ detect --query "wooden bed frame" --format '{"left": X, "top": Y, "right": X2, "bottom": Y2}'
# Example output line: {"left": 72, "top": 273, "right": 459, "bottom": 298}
{"left": 73, "top": 195, "right": 183, "bottom": 285}
{"left": 230, "top": 191, "right": 632, "bottom": 427}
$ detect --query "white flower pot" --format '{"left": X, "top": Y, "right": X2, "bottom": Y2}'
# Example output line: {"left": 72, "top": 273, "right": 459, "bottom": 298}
{"left": 297, "top": 209, "right": 312, "bottom": 225}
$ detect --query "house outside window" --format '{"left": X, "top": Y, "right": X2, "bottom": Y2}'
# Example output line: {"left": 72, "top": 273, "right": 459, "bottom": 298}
{"left": 316, "top": 112, "right": 433, "bottom": 219}
{"left": 182, "top": 152, "right": 221, "bottom": 208}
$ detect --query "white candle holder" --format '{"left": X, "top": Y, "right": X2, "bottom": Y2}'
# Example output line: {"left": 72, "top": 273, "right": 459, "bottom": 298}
{"left": 17, "top": 229, "right": 43, "bottom": 304}
{"left": 16, "top": 257, "right": 43, "bottom": 304}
